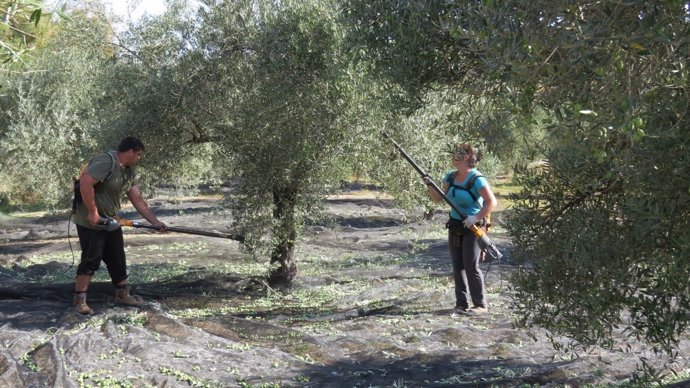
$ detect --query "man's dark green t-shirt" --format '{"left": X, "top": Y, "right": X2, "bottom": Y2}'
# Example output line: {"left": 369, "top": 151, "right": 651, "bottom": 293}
{"left": 73, "top": 151, "right": 136, "bottom": 228}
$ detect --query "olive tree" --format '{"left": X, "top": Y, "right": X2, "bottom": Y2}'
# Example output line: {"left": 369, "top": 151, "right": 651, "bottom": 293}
{"left": 358, "top": 93, "right": 503, "bottom": 222}
{"left": 0, "top": 0, "right": 225, "bottom": 207}
{"left": 93, "top": 0, "right": 382, "bottom": 285}
{"left": 193, "top": 0, "right": 363, "bottom": 285}
{"left": 474, "top": 1, "right": 690, "bottom": 362}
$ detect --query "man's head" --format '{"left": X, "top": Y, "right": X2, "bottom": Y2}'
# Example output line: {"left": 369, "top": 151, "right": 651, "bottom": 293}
{"left": 118, "top": 137, "right": 145, "bottom": 153}
{"left": 117, "top": 137, "right": 145, "bottom": 166}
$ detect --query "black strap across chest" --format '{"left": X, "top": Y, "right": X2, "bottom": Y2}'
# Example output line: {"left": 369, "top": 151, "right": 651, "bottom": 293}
{"left": 447, "top": 171, "right": 483, "bottom": 203}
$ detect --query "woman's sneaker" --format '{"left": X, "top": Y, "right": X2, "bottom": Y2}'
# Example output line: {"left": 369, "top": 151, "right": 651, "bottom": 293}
{"left": 453, "top": 305, "right": 470, "bottom": 315}
{"left": 468, "top": 306, "right": 488, "bottom": 314}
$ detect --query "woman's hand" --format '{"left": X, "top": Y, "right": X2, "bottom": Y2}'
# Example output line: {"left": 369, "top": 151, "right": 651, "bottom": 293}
{"left": 463, "top": 215, "right": 478, "bottom": 229}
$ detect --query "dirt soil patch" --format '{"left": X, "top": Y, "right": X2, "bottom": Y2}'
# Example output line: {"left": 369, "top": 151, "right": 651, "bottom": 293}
{"left": 1, "top": 191, "right": 689, "bottom": 387}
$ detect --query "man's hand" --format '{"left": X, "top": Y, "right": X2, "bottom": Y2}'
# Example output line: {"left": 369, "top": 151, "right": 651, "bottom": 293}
{"left": 463, "top": 215, "right": 478, "bottom": 229}
{"left": 152, "top": 221, "right": 167, "bottom": 233}
{"left": 87, "top": 212, "right": 101, "bottom": 227}
{"left": 422, "top": 175, "right": 434, "bottom": 186}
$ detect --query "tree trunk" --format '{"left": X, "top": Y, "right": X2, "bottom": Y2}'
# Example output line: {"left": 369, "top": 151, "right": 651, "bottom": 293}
{"left": 267, "top": 188, "right": 298, "bottom": 287}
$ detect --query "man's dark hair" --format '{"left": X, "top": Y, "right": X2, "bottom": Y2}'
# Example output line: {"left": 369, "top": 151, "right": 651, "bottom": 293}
{"left": 118, "top": 137, "right": 145, "bottom": 153}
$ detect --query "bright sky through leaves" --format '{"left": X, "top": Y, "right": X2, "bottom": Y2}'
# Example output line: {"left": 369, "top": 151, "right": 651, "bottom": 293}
{"left": 106, "top": 0, "right": 166, "bottom": 21}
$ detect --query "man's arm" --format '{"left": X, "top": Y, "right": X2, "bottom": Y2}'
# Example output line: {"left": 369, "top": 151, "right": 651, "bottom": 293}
{"left": 127, "top": 185, "right": 166, "bottom": 230}
{"left": 80, "top": 173, "right": 102, "bottom": 226}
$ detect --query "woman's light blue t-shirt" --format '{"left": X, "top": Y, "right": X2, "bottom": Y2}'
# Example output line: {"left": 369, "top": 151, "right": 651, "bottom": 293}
{"left": 443, "top": 169, "right": 487, "bottom": 220}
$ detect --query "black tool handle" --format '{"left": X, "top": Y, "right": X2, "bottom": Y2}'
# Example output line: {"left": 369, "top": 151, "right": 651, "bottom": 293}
{"left": 119, "top": 219, "right": 244, "bottom": 242}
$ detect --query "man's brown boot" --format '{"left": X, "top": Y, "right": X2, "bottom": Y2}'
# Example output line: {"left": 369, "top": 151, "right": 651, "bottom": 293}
{"left": 73, "top": 292, "right": 94, "bottom": 315}
{"left": 114, "top": 285, "right": 144, "bottom": 306}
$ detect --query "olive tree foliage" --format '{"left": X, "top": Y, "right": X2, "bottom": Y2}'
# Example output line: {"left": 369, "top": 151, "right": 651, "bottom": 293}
{"left": 0, "top": 0, "right": 217, "bottom": 206}
{"left": 0, "top": 9, "right": 114, "bottom": 206}
{"left": 0, "top": 0, "right": 67, "bottom": 68}
{"left": 344, "top": 0, "right": 690, "bottom": 365}
{"left": 340, "top": 0, "right": 535, "bottom": 166}
{"left": 473, "top": 1, "right": 690, "bottom": 361}
{"left": 89, "top": 0, "right": 233, "bottom": 193}
{"left": 0, "top": 0, "right": 41, "bottom": 64}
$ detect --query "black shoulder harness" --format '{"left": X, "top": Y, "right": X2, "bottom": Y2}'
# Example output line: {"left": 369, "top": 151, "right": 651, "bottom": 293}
{"left": 447, "top": 171, "right": 483, "bottom": 203}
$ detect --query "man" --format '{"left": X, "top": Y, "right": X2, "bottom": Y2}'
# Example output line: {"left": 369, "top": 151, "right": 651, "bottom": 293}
{"left": 72, "top": 136, "right": 166, "bottom": 314}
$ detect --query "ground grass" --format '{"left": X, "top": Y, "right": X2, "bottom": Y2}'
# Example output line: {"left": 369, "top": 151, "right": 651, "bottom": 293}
{"left": 4, "top": 240, "right": 690, "bottom": 387}
{"left": 0, "top": 206, "right": 53, "bottom": 219}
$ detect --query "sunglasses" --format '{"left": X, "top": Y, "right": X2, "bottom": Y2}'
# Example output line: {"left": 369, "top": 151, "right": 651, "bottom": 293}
{"left": 452, "top": 152, "right": 467, "bottom": 161}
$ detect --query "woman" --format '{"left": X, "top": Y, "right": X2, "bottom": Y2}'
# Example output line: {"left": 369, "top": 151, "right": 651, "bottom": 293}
{"left": 424, "top": 144, "right": 497, "bottom": 314}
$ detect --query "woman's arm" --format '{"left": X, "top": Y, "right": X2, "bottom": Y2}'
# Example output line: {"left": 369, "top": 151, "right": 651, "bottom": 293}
{"left": 426, "top": 179, "right": 448, "bottom": 203}
{"left": 475, "top": 185, "right": 497, "bottom": 221}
